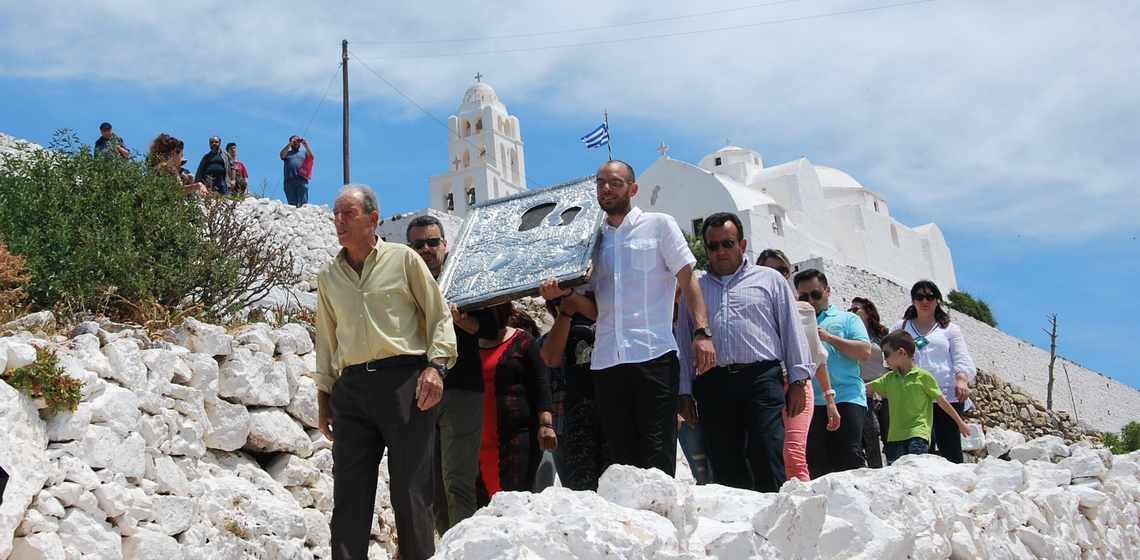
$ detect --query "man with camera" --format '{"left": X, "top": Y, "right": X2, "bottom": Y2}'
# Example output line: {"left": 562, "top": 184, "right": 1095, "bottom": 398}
{"left": 280, "top": 135, "right": 313, "bottom": 207}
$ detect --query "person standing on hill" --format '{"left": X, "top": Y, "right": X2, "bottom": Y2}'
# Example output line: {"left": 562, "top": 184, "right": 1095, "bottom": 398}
{"left": 226, "top": 142, "right": 249, "bottom": 197}
{"left": 94, "top": 122, "right": 130, "bottom": 159}
{"left": 281, "top": 135, "right": 313, "bottom": 207}
{"left": 892, "top": 280, "right": 977, "bottom": 464}
{"left": 194, "top": 136, "right": 233, "bottom": 194}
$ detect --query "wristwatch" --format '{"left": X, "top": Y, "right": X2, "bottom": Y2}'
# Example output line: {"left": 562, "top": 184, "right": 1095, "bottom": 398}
{"left": 427, "top": 362, "right": 448, "bottom": 380}
{"left": 693, "top": 326, "right": 713, "bottom": 339}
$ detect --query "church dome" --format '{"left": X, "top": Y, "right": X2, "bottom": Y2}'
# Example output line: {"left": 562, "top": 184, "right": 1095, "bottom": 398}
{"left": 459, "top": 81, "right": 506, "bottom": 113}
{"left": 717, "top": 145, "right": 746, "bottom": 153}
{"left": 814, "top": 165, "right": 865, "bottom": 190}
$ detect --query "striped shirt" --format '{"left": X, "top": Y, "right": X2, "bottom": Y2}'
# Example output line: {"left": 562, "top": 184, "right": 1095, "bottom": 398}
{"left": 676, "top": 260, "right": 814, "bottom": 394}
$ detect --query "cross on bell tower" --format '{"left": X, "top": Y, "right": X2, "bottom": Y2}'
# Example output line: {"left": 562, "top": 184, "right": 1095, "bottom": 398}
{"left": 474, "top": 72, "right": 483, "bottom": 82}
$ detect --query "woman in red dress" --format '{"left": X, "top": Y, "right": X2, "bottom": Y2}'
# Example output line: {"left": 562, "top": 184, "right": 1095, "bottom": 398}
{"left": 474, "top": 303, "right": 557, "bottom": 503}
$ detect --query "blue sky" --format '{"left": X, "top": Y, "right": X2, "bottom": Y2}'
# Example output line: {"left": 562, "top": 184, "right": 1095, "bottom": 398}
{"left": 2, "top": 1, "right": 1138, "bottom": 390}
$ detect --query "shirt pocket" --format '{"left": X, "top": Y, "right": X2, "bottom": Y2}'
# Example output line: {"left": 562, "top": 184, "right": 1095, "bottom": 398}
{"left": 361, "top": 288, "right": 408, "bottom": 333}
{"left": 624, "top": 238, "right": 658, "bottom": 272}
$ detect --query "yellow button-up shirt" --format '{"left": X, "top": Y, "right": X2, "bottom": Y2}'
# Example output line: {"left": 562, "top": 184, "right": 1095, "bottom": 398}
{"left": 311, "top": 241, "right": 457, "bottom": 393}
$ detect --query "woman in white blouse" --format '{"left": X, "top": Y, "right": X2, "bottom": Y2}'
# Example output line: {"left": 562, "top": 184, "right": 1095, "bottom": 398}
{"left": 891, "top": 280, "right": 976, "bottom": 464}
{"left": 757, "top": 249, "right": 839, "bottom": 481}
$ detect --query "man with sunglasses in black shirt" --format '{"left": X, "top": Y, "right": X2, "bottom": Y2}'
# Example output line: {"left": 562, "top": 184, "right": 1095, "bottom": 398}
{"left": 406, "top": 215, "right": 493, "bottom": 534}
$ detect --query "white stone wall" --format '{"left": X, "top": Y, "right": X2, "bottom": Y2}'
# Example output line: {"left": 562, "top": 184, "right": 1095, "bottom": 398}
{"left": 803, "top": 257, "right": 1140, "bottom": 433}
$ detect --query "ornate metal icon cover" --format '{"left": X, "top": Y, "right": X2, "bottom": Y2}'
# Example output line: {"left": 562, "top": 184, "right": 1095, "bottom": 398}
{"left": 438, "top": 177, "right": 602, "bottom": 311}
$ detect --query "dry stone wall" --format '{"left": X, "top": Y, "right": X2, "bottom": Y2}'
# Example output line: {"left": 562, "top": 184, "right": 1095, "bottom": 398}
{"left": 803, "top": 257, "right": 1140, "bottom": 433}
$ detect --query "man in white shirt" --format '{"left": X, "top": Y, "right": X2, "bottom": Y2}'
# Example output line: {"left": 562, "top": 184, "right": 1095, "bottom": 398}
{"left": 550, "top": 160, "right": 715, "bottom": 476}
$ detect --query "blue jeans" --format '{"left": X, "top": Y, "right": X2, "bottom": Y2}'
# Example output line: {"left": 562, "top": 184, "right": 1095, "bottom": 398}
{"left": 678, "top": 421, "right": 713, "bottom": 484}
{"left": 884, "top": 437, "right": 930, "bottom": 464}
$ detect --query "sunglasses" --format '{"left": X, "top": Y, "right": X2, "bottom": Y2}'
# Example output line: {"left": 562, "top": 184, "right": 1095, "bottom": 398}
{"left": 704, "top": 239, "right": 738, "bottom": 252}
{"left": 409, "top": 238, "right": 443, "bottom": 250}
{"left": 798, "top": 289, "right": 824, "bottom": 302}
{"left": 848, "top": 306, "right": 862, "bottom": 314}
{"left": 913, "top": 293, "right": 939, "bottom": 301}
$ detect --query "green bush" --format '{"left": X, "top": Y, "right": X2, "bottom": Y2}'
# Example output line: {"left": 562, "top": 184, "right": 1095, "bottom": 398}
{"left": 685, "top": 232, "right": 708, "bottom": 271}
{"left": 2, "top": 347, "right": 82, "bottom": 413}
{"left": 947, "top": 290, "right": 997, "bottom": 327}
{"left": 0, "top": 130, "right": 298, "bottom": 319}
{"left": 1103, "top": 421, "right": 1140, "bottom": 454}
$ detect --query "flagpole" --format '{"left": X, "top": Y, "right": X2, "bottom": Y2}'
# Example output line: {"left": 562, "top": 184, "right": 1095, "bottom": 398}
{"left": 604, "top": 110, "right": 613, "bottom": 160}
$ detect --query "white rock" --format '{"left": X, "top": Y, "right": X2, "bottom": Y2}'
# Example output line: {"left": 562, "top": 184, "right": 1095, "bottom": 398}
{"left": 975, "top": 457, "right": 1027, "bottom": 494}
{"left": 752, "top": 492, "right": 827, "bottom": 559}
{"left": 31, "top": 490, "right": 65, "bottom": 518}
{"left": 303, "top": 508, "right": 331, "bottom": 547}
{"left": 56, "top": 456, "right": 100, "bottom": 490}
{"left": 245, "top": 408, "right": 312, "bottom": 455}
{"left": 56, "top": 509, "right": 121, "bottom": 560}
{"left": 149, "top": 454, "right": 191, "bottom": 495}
{"left": 1024, "top": 460, "right": 1074, "bottom": 490}
{"left": 92, "top": 482, "right": 132, "bottom": 517}
{"left": 984, "top": 427, "right": 1026, "bottom": 458}
{"left": 140, "top": 348, "right": 190, "bottom": 393}
{"left": 1070, "top": 485, "right": 1110, "bottom": 509}
{"left": 233, "top": 323, "right": 276, "bottom": 355}
{"left": 152, "top": 495, "right": 196, "bottom": 536}
{"left": 8, "top": 532, "right": 65, "bottom": 560}
{"left": 287, "top": 375, "right": 320, "bottom": 429}
{"left": 171, "top": 318, "right": 233, "bottom": 357}
{"left": 88, "top": 382, "right": 140, "bottom": 436}
{"left": 101, "top": 337, "right": 147, "bottom": 391}
{"left": 184, "top": 353, "right": 219, "bottom": 401}
{"left": 217, "top": 348, "right": 290, "bottom": 406}
{"left": 44, "top": 403, "right": 93, "bottom": 442}
{"left": 266, "top": 454, "right": 320, "bottom": 487}
{"left": 47, "top": 482, "right": 84, "bottom": 507}
{"left": 0, "top": 380, "right": 50, "bottom": 559}
{"left": 81, "top": 424, "right": 145, "bottom": 477}
{"left": 122, "top": 529, "right": 184, "bottom": 560}
{"left": 1060, "top": 451, "right": 1108, "bottom": 480}
{"left": 4, "top": 340, "right": 37, "bottom": 370}
{"left": 203, "top": 396, "right": 251, "bottom": 451}
{"left": 271, "top": 323, "right": 314, "bottom": 355}
{"left": 598, "top": 464, "right": 697, "bottom": 548}
{"left": 1028, "top": 435, "right": 1071, "bottom": 461}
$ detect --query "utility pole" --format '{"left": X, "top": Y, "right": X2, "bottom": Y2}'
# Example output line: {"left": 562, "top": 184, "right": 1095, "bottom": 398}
{"left": 341, "top": 39, "right": 350, "bottom": 185}
{"left": 1043, "top": 313, "right": 1058, "bottom": 410}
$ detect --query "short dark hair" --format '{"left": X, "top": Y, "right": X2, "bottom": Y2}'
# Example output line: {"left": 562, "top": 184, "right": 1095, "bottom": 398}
{"left": 406, "top": 214, "right": 445, "bottom": 240}
{"left": 701, "top": 212, "right": 744, "bottom": 241}
{"left": 881, "top": 330, "right": 917, "bottom": 356}
{"left": 600, "top": 160, "right": 636, "bottom": 182}
{"left": 99, "top": 122, "right": 112, "bottom": 130}
{"left": 225, "top": 142, "right": 236, "bottom": 150}
{"left": 793, "top": 268, "right": 828, "bottom": 288}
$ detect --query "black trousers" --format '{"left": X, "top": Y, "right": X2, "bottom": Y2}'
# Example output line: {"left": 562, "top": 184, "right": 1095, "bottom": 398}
{"left": 930, "top": 401, "right": 966, "bottom": 464}
{"left": 806, "top": 402, "right": 866, "bottom": 479}
{"left": 862, "top": 401, "right": 884, "bottom": 468}
{"left": 876, "top": 398, "right": 891, "bottom": 446}
{"left": 593, "top": 352, "right": 679, "bottom": 476}
{"left": 692, "top": 361, "right": 786, "bottom": 492}
{"left": 330, "top": 358, "right": 439, "bottom": 560}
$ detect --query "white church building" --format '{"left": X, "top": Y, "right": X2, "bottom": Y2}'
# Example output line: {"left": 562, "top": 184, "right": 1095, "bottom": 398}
{"left": 383, "top": 78, "right": 958, "bottom": 293}
{"left": 640, "top": 146, "right": 958, "bottom": 291}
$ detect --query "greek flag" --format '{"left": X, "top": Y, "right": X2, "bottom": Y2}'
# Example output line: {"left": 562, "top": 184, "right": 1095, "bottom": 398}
{"left": 580, "top": 123, "right": 610, "bottom": 149}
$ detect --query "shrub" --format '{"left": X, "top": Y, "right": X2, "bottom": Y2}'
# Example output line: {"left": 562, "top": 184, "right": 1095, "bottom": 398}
{"left": 684, "top": 232, "right": 708, "bottom": 271}
{"left": 0, "top": 240, "right": 31, "bottom": 314}
{"left": 947, "top": 290, "right": 997, "bottom": 327}
{"left": 1103, "top": 421, "right": 1140, "bottom": 454}
{"left": 0, "top": 130, "right": 298, "bottom": 320}
{"left": 1, "top": 347, "right": 82, "bottom": 413}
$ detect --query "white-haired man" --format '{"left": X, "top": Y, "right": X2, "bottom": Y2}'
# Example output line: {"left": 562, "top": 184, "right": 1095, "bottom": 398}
{"left": 312, "top": 184, "right": 457, "bottom": 560}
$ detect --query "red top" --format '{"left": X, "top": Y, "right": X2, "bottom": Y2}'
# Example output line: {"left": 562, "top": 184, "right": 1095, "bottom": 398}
{"left": 234, "top": 160, "right": 249, "bottom": 178}
{"left": 478, "top": 329, "right": 523, "bottom": 497}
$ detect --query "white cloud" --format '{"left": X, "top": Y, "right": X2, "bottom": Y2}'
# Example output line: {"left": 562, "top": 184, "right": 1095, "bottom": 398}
{"left": 3, "top": 0, "right": 1138, "bottom": 240}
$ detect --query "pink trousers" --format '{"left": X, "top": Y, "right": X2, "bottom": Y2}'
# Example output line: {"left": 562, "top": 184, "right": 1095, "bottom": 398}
{"left": 783, "top": 379, "right": 814, "bottom": 481}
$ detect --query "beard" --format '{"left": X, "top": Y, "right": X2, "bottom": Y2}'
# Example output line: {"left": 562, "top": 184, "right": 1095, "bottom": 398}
{"left": 599, "top": 195, "right": 631, "bottom": 216}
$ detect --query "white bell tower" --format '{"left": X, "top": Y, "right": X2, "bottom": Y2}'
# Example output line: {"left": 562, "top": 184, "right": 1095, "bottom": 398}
{"left": 428, "top": 74, "right": 527, "bottom": 219}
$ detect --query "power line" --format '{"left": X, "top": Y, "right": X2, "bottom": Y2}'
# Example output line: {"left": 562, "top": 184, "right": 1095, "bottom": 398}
{"left": 356, "top": 0, "right": 936, "bottom": 61}
{"left": 348, "top": 53, "right": 553, "bottom": 186}
{"left": 302, "top": 62, "right": 344, "bottom": 137}
{"left": 350, "top": 0, "right": 813, "bottom": 45}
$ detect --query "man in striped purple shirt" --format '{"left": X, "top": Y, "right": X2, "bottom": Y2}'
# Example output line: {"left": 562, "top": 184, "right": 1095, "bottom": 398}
{"left": 676, "top": 212, "right": 815, "bottom": 492}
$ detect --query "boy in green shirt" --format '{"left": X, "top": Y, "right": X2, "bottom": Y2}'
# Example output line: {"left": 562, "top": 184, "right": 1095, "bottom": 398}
{"left": 867, "top": 331, "right": 971, "bottom": 464}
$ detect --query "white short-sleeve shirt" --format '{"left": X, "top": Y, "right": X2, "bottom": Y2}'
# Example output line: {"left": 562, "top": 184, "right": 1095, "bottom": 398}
{"left": 590, "top": 207, "right": 696, "bottom": 370}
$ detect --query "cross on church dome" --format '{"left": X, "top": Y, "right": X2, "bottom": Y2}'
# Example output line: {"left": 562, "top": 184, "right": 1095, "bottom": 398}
{"left": 656, "top": 142, "right": 669, "bottom": 157}
{"left": 474, "top": 72, "right": 483, "bottom": 82}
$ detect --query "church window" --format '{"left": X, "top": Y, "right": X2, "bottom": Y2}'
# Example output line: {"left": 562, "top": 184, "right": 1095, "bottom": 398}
{"left": 753, "top": 156, "right": 759, "bottom": 165}
{"left": 714, "top": 157, "right": 722, "bottom": 166}
{"left": 466, "top": 187, "right": 476, "bottom": 206}
{"left": 691, "top": 218, "right": 704, "bottom": 237}
{"left": 445, "top": 193, "right": 454, "bottom": 212}
{"left": 890, "top": 224, "right": 900, "bottom": 247}
{"left": 873, "top": 199, "right": 880, "bottom": 213}
{"left": 479, "top": 146, "right": 487, "bottom": 162}
{"left": 464, "top": 121, "right": 471, "bottom": 137}
{"left": 476, "top": 118, "right": 483, "bottom": 132}
{"left": 772, "top": 215, "right": 784, "bottom": 237}
{"left": 462, "top": 150, "right": 470, "bottom": 169}
{"left": 510, "top": 148, "right": 519, "bottom": 183}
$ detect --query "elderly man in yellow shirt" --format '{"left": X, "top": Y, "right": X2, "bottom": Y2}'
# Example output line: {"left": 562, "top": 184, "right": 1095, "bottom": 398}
{"left": 312, "top": 184, "right": 457, "bottom": 560}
